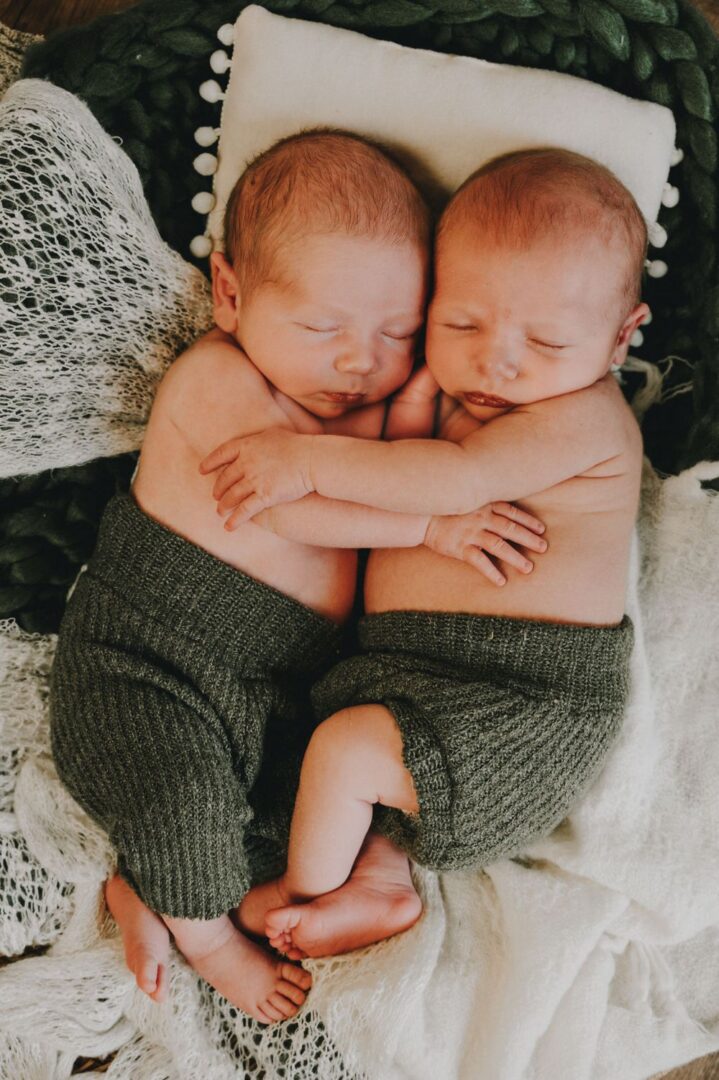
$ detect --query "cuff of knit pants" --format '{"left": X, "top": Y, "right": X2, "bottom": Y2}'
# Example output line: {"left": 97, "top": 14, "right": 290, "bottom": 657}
{"left": 374, "top": 702, "right": 455, "bottom": 871}
{"left": 117, "top": 806, "right": 252, "bottom": 920}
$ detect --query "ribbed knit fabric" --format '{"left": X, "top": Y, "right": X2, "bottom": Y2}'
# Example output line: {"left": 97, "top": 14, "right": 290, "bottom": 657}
{"left": 50, "top": 494, "right": 343, "bottom": 919}
{"left": 312, "top": 610, "right": 634, "bottom": 872}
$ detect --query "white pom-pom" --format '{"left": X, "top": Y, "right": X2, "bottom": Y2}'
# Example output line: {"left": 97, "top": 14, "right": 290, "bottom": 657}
{"left": 210, "top": 49, "right": 231, "bottom": 75}
{"left": 217, "top": 23, "right": 234, "bottom": 47}
{"left": 661, "top": 183, "right": 679, "bottom": 208}
{"left": 670, "top": 147, "right": 684, "bottom": 166}
{"left": 190, "top": 235, "right": 213, "bottom": 258}
{"left": 646, "top": 259, "right": 668, "bottom": 279}
{"left": 649, "top": 222, "right": 668, "bottom": 248}
{"left": 642, "top": 308, "right": 653, "bottom": 325}
{"left": 193, "top": 153, "right": 218, "bottom": 177}
{"left": 194, "top": 126, "right": 219, "bottom": 148}
{"left": 192, "top": 191, "right": 216, "bottom": 214}
{"left": 630, "top": 329, "right": 644, "bottom": 348}
{"left": 199, "top": 79, "right": 224, "bottom": 104}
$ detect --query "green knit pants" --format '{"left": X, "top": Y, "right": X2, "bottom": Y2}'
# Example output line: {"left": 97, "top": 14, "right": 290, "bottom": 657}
{"left": 50, "top": 494, "right": 342, "bottom": 920}
{"left": 312, "top": 610, "right": 634, "bottom": 871}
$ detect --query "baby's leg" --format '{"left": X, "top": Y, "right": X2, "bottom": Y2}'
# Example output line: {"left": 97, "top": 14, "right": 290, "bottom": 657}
{"left": 105, "top": 874, "right": 170, "bottom": 1003}
{"left": 283, "top": 704, "right": 419, "bottom": 897}
{"left": 241, "top": 705, "right": 421, "bottom": 954}
{"left": 162, "top": 911, "right": 311, "bottom": 1024}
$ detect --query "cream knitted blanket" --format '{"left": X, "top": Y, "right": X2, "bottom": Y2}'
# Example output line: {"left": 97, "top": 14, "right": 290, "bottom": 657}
{"left": 1, "top": 74, "right": 718, "bottom": 1080}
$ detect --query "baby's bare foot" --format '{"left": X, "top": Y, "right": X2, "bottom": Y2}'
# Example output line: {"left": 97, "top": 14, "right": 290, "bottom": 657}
{"left": 237, "top": 877, "right": 292, "bottom": 939}
{"left": 266, "top": 833, "right": 422, "bottom": 959}
{"left": 172, "top": 916, "right": 311, "bottom": 1024}
{"left": 105, "top": 874, "right": 170, "bottom": 1003}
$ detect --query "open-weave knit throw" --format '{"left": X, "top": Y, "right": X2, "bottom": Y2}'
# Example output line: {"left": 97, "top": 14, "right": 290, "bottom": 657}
{"left": 0, "top": 0, "right": 715, "bottom": 634}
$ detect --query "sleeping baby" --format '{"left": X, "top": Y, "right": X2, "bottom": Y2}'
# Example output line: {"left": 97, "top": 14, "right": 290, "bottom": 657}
{"left": 49, "top": 131, "right": 546, "bottom": 1021}
{"left": 201, "top": 147, "right": 646, "bottom": 960}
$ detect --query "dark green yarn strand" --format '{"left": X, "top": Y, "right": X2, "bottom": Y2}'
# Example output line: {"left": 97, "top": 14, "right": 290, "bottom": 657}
{"left": 7, "top": 0, "right": 718, "bottom": 633}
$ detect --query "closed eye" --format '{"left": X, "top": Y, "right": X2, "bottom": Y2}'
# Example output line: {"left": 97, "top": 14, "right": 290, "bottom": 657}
{"left": 531, "top": 340, "right": 567, "bottom": 350}
{"left": 443, "top": 324, "right": 476, "bottom": 331}
{"left": 300, "top": 324, "right": 338, "bottom": 333}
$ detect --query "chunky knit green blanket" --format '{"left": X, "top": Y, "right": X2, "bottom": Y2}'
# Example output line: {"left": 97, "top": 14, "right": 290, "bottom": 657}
{"left": 0, "top": 0, "right": 716, "bottom": 633}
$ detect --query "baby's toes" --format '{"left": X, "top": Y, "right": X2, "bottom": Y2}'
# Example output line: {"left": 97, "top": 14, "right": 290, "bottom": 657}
{"left": 131, "top": 948, "right": 162, "bottom": 996}
{"left": 265, "top": 906, "right": 301, "bottom": 939}
{"left": 280, "top": 960, "right": 312, "bottom": 991}
{"left": 267, "top": 989, "right": 300, "bottom": 1019}
{"left": 149, "top": 963, "right": 169, "bottom": 1003}
{"left": 258, "top": 1000, "right": 285, "bottom": 1024}
{"left": 284, "top": 945, "right": 308, "bottom": 962}
{"left": 268, "top": 930, "right": 292, "bottom": 954}
{"left": 275, "top": 978, "right": 308, "bottom": 1007}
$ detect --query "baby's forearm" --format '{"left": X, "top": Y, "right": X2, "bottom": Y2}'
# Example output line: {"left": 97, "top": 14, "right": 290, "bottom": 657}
{"left": 307, "top": 435, "right": 479, "bottom": 515}
{"left": 253, "top": 494, "right": 430, "bottom": 548}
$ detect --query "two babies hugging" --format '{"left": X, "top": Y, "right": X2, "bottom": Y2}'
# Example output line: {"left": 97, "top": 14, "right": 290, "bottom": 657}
{"left": 50, "top": 129, "right": 647, "bottom": 1024}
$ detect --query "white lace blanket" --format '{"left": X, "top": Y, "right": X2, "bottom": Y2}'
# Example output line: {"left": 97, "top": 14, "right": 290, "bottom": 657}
{"left": 1, "top": 74, "right": 718, "bottom": 1080}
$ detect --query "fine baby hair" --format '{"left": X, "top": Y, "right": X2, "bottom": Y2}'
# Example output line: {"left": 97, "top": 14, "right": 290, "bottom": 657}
{"left": 222, "top": 129, "right": 432, "bottom": 299}
{"left": 439, "top": 147, "right": 648, "bottom": 312}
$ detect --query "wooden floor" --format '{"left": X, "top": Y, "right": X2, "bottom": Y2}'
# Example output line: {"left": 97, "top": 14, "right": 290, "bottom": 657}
{"left": 1, "top": 0, "right": 718, "bottom": 1077}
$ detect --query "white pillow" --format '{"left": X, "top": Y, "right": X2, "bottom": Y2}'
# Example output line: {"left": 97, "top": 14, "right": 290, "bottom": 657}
{"left": 201, "top": 4, "right": 676, "bottom": 253}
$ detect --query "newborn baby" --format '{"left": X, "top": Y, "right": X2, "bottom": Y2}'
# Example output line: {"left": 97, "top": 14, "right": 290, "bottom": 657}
{"left": 204, "top": 147, "right": 646, "bottom": 959}
{"left": 49, "top": 131, "right": 544, "bottom": 1020}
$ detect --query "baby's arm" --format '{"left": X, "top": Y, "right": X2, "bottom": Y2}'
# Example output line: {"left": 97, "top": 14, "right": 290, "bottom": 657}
{"left": 202, "top": 377, "right": 634, "bottom": 520}
{"left": 254, "top": 496, "right": 546, "bottom": 584}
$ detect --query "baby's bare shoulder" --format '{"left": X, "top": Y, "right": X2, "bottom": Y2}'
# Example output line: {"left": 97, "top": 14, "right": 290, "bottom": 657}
{"left": 525, "top": 376, "right": 641, "bottom": 459}
{"left": 154, "top": 329, "right": 279, "bottom": 432}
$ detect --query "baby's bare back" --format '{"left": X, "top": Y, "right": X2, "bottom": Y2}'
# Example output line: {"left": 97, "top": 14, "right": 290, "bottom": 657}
{"left": 133, "top": 329, "right": 357, "bottom": 622}
{"left": 366, "top": 379, "right": 643, "bottom": 626}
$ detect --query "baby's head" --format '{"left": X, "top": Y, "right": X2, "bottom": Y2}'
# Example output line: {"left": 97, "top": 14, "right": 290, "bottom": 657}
{"left": 426, "top": 147, "right": 649, "bottom": 416}
{"left": 211, "top": 130, "right": 431, "bottom": 417}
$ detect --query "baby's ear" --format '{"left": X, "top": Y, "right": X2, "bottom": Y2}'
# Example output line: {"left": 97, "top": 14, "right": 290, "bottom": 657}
{"left": 610, "top": 302, "right": 650, "bottom": 368}
{"left": 210, "top": 252, "right": 240, "bottom": 334}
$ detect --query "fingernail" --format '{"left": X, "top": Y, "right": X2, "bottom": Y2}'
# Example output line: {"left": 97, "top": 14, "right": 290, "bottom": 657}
{"left": 539, "top": 541, "right": 547, "bottom": 550}
{"left": 524, "top": 562, "right": 533, "bottom": 572}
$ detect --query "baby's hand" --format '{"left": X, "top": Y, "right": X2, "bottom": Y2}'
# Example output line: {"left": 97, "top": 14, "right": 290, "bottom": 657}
{"left": 423, "top": 503, "right": 547, "bottom": 586}
{"left": 199, "top": 427, "right": 313, "bottom": 528}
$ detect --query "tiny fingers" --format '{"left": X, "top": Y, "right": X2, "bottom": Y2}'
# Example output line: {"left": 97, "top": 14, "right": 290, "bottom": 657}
{"left": 212, "top": 467, "right": 245, "bottom": 502}
{"left": 224, "top": 495, "right": 268, "bottom": 530}
{"left": 484, "top": 535, "right": 534, "bottom": 574}
{"left": 199, "top": 442, "right": 240, "bottom": 475}
{"left": 463, "top": 547, "right": 506, "bottom": 586}
{"left": 490, "top": 516, "right": 548, "bottom": 554}
{"left": 216, "top": 479, "right": 254, "bottom": 514}
{"left": 491, "top": 502, "right": 546, "bottom": 534}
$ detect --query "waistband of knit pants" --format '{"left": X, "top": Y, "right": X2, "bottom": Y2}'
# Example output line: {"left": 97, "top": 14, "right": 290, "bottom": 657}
{"left": 357, "top": 610, "right": 634, "bottom": 704}
{"left": 85, "top": 493, "right": 343, "bottom": 674}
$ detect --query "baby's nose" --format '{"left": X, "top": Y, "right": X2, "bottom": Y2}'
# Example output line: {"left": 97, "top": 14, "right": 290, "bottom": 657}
{"left": 477, "top": 352, "right": 519, "bottom": 380}
{"left": 334, "top": 344, "right": 377, "bottom": 375}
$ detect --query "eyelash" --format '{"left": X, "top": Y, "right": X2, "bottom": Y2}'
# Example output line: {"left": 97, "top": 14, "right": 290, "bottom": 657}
{"left": 301, "top": 326, "right": 415, "bottom": 341}
{"left": 444, "top": 325, "right": 565, "bottom": 351}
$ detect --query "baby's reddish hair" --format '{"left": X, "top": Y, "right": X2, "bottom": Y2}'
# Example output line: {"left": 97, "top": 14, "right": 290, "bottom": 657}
{"left": 224, "top": 129, "right": 431, "bottom": 297}
{"left": 438, "top": 148, "right": 648, "bottom": 311}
